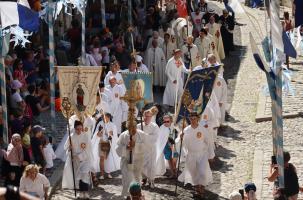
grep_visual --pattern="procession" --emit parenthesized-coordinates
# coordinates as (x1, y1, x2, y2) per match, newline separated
(0, 0, 303, 200)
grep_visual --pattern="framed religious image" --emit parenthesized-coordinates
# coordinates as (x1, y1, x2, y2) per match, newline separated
(72, 83, 89, 112)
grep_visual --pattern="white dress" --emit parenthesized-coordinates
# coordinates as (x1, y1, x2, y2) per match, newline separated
(163, 57, 189, 107)
(213, 76, 228, 125)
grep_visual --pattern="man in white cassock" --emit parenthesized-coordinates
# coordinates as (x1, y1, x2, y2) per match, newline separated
(104, 60, 124, 87)
(178, 112, 215, 197)
(194, 28, 212, 61)
(55, 114, 95, 161)
(116, 122, 148, 198)
(62, 120, 93, 199)
(137, 109, 160, 188)
(105, 76, 128, 135)
(146, 31, 164, 49)
(144, 39, 167, 87)
(91, 113, 120, 181)
(181, 36, 200, 68)
(163, 49, 190, 107)
(156, 113, 179, 178)
(162, 33, 177, 63)
(206, 16, 225, 61)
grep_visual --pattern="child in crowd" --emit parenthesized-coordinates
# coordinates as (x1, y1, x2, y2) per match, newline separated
(43, 136, 56, 171)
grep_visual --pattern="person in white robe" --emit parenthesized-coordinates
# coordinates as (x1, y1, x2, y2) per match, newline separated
(62, 120, 93, 199)
(181, 36, 200, 68)
(104, 61, 124, 87)
(156, 113, 179, 178)
(105, 76, 128, 135)
(144, 39, 167, 86)
(135, 55, 149, 72)
(146, 31, 164, 49)
(55, 114, 95, 161)
(137, 109, 160, 188)
(194, 28, 212, 62)
(206, 16, 225, 60)
(210, 40, 221, 63)
(163, 49, 190, 107)
(91, 113, 120, 180)
(162, 33, 177, 63)
(116, 123, 148, 197)
(178, 112, 215, 197)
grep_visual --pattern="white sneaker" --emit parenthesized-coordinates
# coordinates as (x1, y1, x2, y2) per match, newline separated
(83, 192, 90, 199)
(76, 192, 83, 199)
(99, 175, 105, 180)
(108, 174, 112, 179)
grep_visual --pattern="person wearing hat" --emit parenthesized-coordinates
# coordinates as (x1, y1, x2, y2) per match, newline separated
(244, 183, 257, 200)
(135, 55, 149, 73)
(163, 48, 190, 107)
(10, 80, 24, 110)
(206, 15, 226, 60)
(144, 39, 167, 87)
(178, 111, 215, 197)
(128, 182, 145, 200)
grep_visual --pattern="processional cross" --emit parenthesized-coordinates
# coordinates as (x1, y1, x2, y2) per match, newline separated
(120, 81, 143, 164)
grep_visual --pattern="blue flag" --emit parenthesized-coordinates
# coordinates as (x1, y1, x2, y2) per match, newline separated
(283, 31, 297, 58)
(177, 66, 220, 122)
(17, 4, 39, 32)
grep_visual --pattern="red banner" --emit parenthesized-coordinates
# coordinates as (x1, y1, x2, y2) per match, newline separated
(176, 0, 188, 18)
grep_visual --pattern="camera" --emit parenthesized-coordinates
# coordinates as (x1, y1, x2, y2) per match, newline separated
(98, 126, 103, 132)
(271, 155, 277, 165)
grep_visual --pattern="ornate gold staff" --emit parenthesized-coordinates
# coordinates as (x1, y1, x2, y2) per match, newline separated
(120, 81, 143, 164)
(175, 89, 192, 195)
(61, 97, 77, 198)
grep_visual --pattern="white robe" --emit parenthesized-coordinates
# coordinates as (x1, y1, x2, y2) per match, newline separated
(162, 41, 177, 63)
(194, 36, 212, 61)
(213, 76, 228, 125)
(55, 115, 95, 161)
(137, 63, 149, 72)
(181, 43, 200, 68)
(147, 37, 164, 49)
(163, 57, 189, 107)
(91, 121, 120, 173)
(105, 84, 128, 135)
(206, 23, 225, 60)
(62, 132, 93, 189)
(104, 71, 124, 86)
(137, 122, 160, 181)
(144, 47, 167, 86)
(116, 129, 148, 197)
(178, 125, 214, 186)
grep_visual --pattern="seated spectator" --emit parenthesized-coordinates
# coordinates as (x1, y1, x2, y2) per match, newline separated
(30, 126, 46, 172)
(19, 164, 50, 200)
(268, 152, 299, 200)
(25, 85, 49, 119)
(3, 134, 24, 186)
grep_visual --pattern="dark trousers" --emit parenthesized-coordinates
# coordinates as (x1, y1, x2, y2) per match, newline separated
(79, 180, 89, 192)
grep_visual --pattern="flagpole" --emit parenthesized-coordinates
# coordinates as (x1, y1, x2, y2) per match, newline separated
(81, 5, 86, 65)
(48, 0, 56, 133)
(0, 29, 9, 144)
(101, 0, 106, 28)
(128, 0, 132, 26)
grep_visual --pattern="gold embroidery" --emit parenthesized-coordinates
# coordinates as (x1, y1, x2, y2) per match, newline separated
(84, 127, 88, 132)
(81, 143, 86, 150)
(196, 132, 202, 139)
(217, 81, 221, 87)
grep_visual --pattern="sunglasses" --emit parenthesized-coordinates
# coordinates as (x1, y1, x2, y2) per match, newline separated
(163, 121, 170, 123)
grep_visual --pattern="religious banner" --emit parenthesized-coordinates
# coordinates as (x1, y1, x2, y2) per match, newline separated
(121, 72, 153, 111)
(57, 66, 103, 117)
(176, 66, 220, 122)
(176, 0, 188, 18)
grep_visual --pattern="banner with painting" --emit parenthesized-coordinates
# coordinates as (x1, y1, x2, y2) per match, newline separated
(121, 72, 153, 111)
(57, 66, 103, 117)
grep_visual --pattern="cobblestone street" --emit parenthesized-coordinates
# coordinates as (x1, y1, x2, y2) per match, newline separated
(48, 2, 303, 200)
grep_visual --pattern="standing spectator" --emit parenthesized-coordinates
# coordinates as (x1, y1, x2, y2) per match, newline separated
(21, 119, 32, 167)
(268, 152, 300, 200)
(114, 43, 132, 70)
(13, 59, 28, 91)
(3, 134, 24, 186)
(197, 0, 209, 15)
(219, 9, 235, 56)
(191, 8, 204, 32)
(23, 51, 38, 85)
(67, 19, 81, 63)
(30, 125, 46, 172)
(10, 80, 24, 111)
(42, 137, 56, 170)
(19, 164, 50, 200)
(25, 84, 49, 119)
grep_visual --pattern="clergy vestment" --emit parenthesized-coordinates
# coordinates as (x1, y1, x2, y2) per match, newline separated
(137, 122, 160, 182)
(206, 22, 226, 60)
(91, 121, 120, 173)
(144, 47, 167, 86)
(219, 15, 235, 55)
(62, 131, 93, 189)
(178, 124, 215, 186)
(105, 84, 128, 135)
(162, 40, 177, 63)
(104, 71, 124, 86)
(213, 76, 228, 125)
(137, 63, 149, 72)
(163, 57, 189, 107)
(181, 43, 200, 68)
(147, 37, 164, 49)
(116, 129, 148, 197)
(194, 36, 212, 61)
(55, 115, 95, 161)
